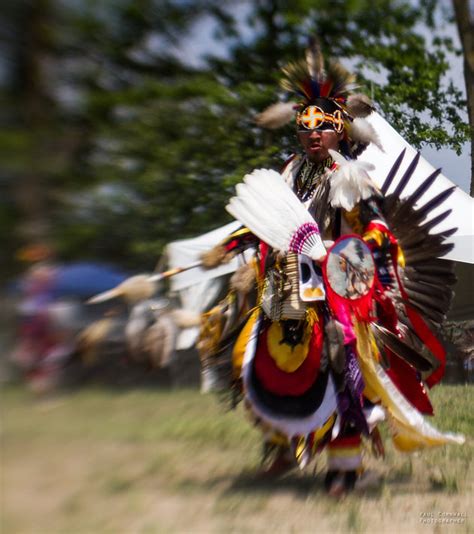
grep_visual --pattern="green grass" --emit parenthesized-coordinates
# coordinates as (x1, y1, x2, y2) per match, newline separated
(2, 384, 472, 533)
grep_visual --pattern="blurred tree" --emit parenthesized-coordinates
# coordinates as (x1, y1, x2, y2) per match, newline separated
(1, 0, 217, 274)
(1, 0, 469, 278)
(0, 0, 61, 276)
(207, 0, 469, 152)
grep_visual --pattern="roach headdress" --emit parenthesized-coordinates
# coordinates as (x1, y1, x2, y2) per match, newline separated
(256, 38, 382, 157)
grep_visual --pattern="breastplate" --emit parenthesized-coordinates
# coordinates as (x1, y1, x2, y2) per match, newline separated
(260, 252, 306, 321)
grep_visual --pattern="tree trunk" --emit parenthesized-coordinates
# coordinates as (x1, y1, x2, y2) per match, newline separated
(14, 0, 53, 244)
(452, 0, 474, 197)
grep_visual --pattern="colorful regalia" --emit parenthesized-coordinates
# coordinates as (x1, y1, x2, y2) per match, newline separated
(198, 40, 464, 494)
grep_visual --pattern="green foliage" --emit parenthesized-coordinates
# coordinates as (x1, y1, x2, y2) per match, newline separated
(1, 0, 469, 274)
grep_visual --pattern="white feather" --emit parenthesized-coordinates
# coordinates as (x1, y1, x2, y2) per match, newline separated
(328, 149, 380, 211)
(349, 117, 384, 151)
(226, 169, 326, 260)
(255, 101, 297, 129)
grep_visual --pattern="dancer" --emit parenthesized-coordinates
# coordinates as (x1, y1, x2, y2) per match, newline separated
(196, 40, 464, 496)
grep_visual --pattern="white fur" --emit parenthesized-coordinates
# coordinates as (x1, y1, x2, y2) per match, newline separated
(328, 150, 379, 211)
(170, 308, 201, 328)
(350, 117, 384, 151)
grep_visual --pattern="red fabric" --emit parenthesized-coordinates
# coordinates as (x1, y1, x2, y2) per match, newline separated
(405, 305, 446, 388)
(259, 242, 269, 279)
(224, 239, 239, 252)
(254, 319, 324, 396)
(328, 434, 362, 449)
(365, 221, 390, 233)
(385, 348, 433, 415)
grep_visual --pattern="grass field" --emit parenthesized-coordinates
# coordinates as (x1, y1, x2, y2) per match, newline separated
(2, 384, 472, 533)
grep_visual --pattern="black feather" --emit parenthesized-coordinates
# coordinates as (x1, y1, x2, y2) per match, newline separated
(392, 152, 421, 198)
(404, 243, 454, 264)
(418, 209, 452, 234)
(381, 149, 406, 195)
(399, 232, 447, 251)
(370, 323, 434, 372)
(407, 168, 442, 205)
(439, 227, 457, 239)
(404, 268, 457, 287)
(410, 260, 456, 274)
(402, 279, 454, 301)
(415, 187, 456, 221)
(401, 328, 440, 372)
(402, 287, 451, 314)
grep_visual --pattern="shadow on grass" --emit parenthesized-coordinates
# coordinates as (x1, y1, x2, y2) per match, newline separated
(225, 469, 324, 496)
(184, 467, 384, 501)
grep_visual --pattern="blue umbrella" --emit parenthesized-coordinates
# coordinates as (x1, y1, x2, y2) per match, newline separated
(51, 262, 129, 299)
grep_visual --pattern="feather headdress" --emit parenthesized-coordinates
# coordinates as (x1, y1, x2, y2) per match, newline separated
(256, 38, 380, 154)
(280, 39, 356, 104)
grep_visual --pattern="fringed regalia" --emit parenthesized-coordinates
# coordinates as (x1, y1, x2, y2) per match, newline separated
(198, 40, 464, 489)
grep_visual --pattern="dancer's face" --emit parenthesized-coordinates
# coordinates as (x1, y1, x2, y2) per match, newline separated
(297, 129, 342, 163)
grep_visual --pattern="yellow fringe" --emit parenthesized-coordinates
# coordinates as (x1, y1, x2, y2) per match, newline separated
(355, 321, 464, 451)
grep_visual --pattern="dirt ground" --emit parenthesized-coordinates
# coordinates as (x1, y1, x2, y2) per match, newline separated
(2, 385, 472, 533)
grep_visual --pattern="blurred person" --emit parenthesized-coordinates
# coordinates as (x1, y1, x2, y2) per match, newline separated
(198, 40, 463, 497)
(10, 243, 67, 393)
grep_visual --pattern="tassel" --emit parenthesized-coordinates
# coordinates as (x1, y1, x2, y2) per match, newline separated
(200, 245, 231, 268)
(87, 274, 156, 304)
(230, 263, 256, 293)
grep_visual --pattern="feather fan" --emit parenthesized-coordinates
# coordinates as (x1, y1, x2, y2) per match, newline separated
(226, 169, 326, 261)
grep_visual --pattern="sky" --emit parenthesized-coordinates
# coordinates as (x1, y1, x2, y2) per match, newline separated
(175, 7, 471, 194)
